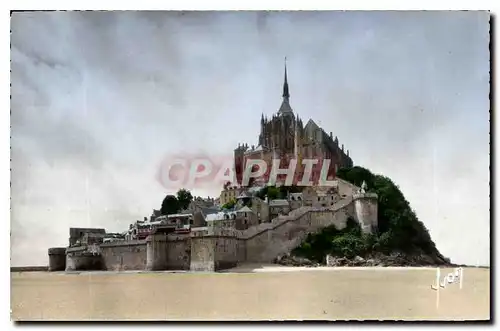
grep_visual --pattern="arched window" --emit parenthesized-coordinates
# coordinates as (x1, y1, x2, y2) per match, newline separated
(297, 196, 302, 201)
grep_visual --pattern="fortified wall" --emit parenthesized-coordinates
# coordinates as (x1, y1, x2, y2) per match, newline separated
(49, 186, 377, 272)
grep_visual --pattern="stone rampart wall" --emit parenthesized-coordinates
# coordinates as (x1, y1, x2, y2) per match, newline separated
(57, 193, 376, 272)
(166, 236, 191, 270)
(100, 240, 147, 271)
(214, 236, 240, 270)
(190, 237, 216, 272)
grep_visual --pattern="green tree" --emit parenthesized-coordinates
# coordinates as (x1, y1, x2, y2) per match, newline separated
(267, 186, 280, 200)
(160, 195, 180, 215)
(221, 198, 237, 210)
(255, 186, 268, 200)
(177, 189, 193, 211)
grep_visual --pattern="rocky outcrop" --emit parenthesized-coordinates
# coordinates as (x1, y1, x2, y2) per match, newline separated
(323, 252, 453, 267)
(274, 253, 320, 267)
(275, 251, 453, 268)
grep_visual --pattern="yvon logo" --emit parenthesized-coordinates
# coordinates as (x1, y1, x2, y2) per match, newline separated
(431, 267, 464, 290)
(430, 267, 464, 309)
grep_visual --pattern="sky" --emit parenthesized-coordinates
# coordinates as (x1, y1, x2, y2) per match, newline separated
(10, 11, 490, 266)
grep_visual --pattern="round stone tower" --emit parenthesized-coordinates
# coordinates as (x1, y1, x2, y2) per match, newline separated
(48, 247, 66, 271)
(352, 181, 378, 234)
(146, 234, 168, 271)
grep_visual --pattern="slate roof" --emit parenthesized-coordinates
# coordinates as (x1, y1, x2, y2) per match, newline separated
(237, 206, 253, 213)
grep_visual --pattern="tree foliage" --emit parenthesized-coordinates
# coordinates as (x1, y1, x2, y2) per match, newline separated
(160, 189, 194, 215)
(221, 198, 237, 210)
(160, 195, 180, 216)
(177, 189, 193, 211)
(293, 166, 442, 262)
(255, 185, 305, 201)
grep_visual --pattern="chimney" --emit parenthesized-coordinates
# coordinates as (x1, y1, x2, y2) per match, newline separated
(341, 144, 344, 152)
(330, 132, 333, 139)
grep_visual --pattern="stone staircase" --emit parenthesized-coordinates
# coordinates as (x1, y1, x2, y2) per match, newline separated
(244, 196, 354, 262)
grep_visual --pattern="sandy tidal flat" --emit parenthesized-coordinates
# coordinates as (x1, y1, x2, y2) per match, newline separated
(11, 266, 490, 321)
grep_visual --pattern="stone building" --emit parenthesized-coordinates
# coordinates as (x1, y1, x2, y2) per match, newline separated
(249, 196, 269, 223)
(219, 186, 245, 206)
(234, 62, 353, 186)
(180, 200, 219, 228)
(268, 199, 291, 218)
(206, 211, 237, 229)
(235, 206, 259, 230)
(288, 192, 304, 210)
(301, 185, 341, 208)
(69, 228, 106, 247)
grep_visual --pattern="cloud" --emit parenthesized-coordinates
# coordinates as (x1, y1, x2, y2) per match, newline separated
(10, 11, 490, 266)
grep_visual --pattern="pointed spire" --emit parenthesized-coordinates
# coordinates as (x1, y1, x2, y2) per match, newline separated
(283, 57, 290, 99)
(278, 57, 293, 115)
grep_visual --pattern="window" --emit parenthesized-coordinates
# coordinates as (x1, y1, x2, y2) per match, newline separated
(297, 196, 302, 201)
(318, 197, 321, 201)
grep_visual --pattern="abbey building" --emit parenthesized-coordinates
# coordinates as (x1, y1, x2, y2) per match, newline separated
(234, 62, 353, 186)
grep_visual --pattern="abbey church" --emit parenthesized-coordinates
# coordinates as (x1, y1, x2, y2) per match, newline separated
(234, 62, 354, 186)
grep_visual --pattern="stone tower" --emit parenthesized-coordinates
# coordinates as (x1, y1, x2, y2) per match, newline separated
(353, 181, 379, 234)
(258, 59, 304, 157)
(233, 58, 354, 187)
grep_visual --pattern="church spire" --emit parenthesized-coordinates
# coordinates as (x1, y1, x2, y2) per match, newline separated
(278, 57, 293, 115)
(283, 57, 290, 99)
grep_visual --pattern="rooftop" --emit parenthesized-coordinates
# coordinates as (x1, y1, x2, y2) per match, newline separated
(269, 199, 290, 207)
(206, 211, 237, 222)
(237, 206, 253, 213)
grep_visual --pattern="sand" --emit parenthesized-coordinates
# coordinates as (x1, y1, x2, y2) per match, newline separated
(10, 266, 490, 321)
